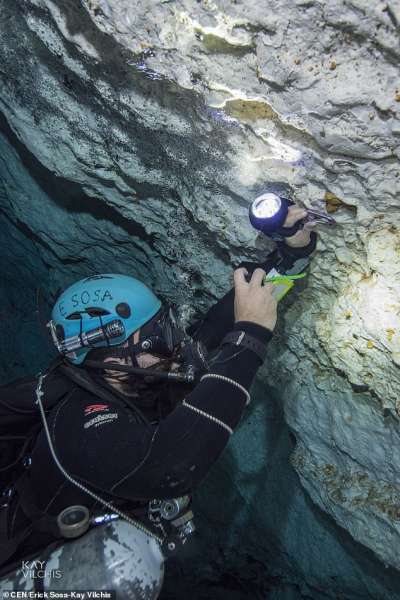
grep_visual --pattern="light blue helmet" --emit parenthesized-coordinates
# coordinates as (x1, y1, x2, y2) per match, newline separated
(50, 274, 162, 365)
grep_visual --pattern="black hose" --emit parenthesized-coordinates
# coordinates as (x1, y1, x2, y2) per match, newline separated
(84, 360, 194, 382)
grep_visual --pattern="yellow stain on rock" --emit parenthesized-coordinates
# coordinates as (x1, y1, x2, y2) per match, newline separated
(367, 340, 375, 349)
(324, 191, 344, 213)
(224, 98, 278, 121)
(386, 328, 396, 342)
(200, 31, 253, 52)
(324, 191, 357, 215)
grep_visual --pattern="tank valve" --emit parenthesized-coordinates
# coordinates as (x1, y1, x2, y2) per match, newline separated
(57, 505, 91, 539)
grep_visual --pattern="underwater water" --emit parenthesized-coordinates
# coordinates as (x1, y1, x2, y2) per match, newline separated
(1, 0, 400, 598)
(160, 384, 400, 600)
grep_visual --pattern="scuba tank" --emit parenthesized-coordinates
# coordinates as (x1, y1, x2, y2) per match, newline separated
(0, 518, 164, 599)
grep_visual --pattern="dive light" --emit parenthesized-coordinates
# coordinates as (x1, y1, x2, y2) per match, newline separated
(249, 192, 336, 240)
(249, 193, 290, 238)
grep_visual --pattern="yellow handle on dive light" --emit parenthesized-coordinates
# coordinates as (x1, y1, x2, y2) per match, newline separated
(263, 272, 307, 301)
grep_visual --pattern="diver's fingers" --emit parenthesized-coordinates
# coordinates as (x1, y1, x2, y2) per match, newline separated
(283, 206, 308, 227)
(249, 268, 266, 288)
(234, 267, 249, 288)
(303, 220, 319, 230)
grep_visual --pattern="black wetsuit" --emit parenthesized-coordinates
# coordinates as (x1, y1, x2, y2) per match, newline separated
(0, 237, 316, 563)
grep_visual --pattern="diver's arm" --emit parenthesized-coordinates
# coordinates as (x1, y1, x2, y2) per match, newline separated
(112, 320, 272, 499)
(111, 270, 276, 499)
(189, 231, 317, 352)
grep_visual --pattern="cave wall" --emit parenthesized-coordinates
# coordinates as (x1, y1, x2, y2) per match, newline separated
(1, 0, 400, 592)
(174, 381, 400, 600)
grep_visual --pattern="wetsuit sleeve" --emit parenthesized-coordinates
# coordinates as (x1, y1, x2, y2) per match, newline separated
(112, 320, 272, 499)
(189, 232, 317, 352)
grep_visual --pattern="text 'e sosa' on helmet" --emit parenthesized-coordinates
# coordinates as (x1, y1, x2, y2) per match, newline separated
(49, 274, 162, 365)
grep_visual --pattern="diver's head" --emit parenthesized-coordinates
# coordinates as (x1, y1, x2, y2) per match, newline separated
(48, 273, 207, 384)
(48, 273, 183, 364)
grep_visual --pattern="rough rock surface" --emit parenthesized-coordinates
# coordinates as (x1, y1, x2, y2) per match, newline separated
(1, 0, 400, 593)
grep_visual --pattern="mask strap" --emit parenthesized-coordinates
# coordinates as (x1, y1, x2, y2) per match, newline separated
(128, 334, 139, 367)
(78, 313, 84, 347)
(92, 346, 131, 359)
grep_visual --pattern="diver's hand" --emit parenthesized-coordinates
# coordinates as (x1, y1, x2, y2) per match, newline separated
(283, 205, 317, 248)
(234, 268, 277, 332)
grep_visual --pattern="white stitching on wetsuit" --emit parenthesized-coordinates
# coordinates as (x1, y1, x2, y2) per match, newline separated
(200, 373, 251, 406)
(181, 400, 233, 435)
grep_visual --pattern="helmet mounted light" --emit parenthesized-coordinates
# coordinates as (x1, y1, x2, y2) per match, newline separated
(48, 318, 125, 355)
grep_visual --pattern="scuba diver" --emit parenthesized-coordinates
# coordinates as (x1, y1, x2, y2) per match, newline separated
(0, 200, 319, 596)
